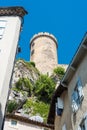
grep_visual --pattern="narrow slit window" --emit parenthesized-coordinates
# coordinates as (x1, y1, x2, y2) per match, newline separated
(31, 50, 34, 55)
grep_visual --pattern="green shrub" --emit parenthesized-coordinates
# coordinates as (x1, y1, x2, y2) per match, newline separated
(53, 66, 65, 79)
(15, 78, 33, 96)
(34, 74, 56, 103)
(23, 98, 49, 122)
(7, 100, 18, 113)
(29, 61, 35, 67)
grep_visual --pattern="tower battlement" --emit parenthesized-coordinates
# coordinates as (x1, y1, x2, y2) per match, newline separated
(30, 32, 58, 48)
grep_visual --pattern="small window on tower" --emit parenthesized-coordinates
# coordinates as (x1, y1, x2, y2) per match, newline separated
(31, 50, 34, 55)
(0, 20, 7, 39)
(32, 42, 35, 47)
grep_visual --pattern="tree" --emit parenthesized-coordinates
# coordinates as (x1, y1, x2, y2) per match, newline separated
(34, 74, 56, 103)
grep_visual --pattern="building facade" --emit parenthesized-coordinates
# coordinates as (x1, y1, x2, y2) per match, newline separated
(4, 114, 54, 130)
(47, 33, 87, 130)
(0, 7, 27, 129)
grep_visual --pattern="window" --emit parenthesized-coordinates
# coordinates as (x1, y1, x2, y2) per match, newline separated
(78, 116, 87, 130)
(9, 120, 18, 128)
(32, 42, 35, 47)
(11, 120, 17, 126)
(62, 124, 67, 130)
(55, 97, 64, 116)
(31, 50, 34, 55)
(0, 20, 7, 39)
(71, 77, 84, 113)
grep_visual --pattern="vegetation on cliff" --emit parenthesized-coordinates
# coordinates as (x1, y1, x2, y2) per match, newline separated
(53, 66, 65, 80)
(34, 74, 56, 103)
(7, 59, 65, 123)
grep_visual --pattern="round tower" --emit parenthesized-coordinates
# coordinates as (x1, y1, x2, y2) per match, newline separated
(30, 32, 58, 75)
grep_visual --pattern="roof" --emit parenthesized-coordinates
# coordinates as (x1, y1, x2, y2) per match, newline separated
(5, 114, 54, 129)
(47, 32, 87, 124)
(0, 6, 28, 17)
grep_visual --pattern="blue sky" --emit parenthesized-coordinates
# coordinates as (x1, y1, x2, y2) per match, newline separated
(0, 0, 87, 64)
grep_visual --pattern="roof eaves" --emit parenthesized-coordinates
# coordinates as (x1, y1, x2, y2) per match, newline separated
(61, 32, 87, 85)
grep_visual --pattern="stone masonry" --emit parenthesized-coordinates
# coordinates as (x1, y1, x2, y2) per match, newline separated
(30, 32, 58, 75)
(30, 32, 68, 75)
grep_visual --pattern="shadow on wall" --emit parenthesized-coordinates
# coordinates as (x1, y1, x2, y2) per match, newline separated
(0, 103, 4, 130)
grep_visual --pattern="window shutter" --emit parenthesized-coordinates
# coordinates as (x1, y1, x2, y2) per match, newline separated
(78, 87, 84, 101)
(77, 126, 81, 130)
(57, 97, 64, 109)
(77, 77, 82, 87)
(84, 117, 87, 130)
(72, 100, 78, 113)
(62, 124, 66, 130)
(72, 91, 78, 101)
(77, 77, 84, 101)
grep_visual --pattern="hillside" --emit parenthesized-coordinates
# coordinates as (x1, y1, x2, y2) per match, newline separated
(6, 59, 65, 123)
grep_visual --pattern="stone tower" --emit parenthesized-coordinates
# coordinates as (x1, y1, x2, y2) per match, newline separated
(0, 7, 27, 129)
(30, 32, 58, 75)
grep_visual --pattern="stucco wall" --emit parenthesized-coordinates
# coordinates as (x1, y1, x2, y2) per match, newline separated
(55, 52, 87, 130)
(4, 119, 43, 130)
(68, 53, 87, 130)
(0, 16, 21, 129)
(55, 91, 72, 130)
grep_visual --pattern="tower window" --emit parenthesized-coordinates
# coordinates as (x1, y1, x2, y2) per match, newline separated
(0, 20, 7, 39)
(31, 50, 34, 55)
(32, 42, 35, 47)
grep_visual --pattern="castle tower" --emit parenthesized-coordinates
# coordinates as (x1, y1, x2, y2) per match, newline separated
(0, 7, 27, 129)
(30, 32, 58, 75)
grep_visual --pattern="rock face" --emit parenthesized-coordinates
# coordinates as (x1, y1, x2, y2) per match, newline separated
(7, 59, 67, 123)
(12, 59, 39, 85)
(7, 59, 40, 112)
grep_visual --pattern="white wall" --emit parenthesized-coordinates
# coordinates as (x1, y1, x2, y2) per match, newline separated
(4, 119, 43, 130)
(0, 16, 21, 129)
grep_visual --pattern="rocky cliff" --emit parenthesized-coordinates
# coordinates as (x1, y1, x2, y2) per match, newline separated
(6, 59, 66, 123)
(6, 59, 50, 122)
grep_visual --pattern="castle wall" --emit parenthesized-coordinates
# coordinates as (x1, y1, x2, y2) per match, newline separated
(30, 33, 58, 75)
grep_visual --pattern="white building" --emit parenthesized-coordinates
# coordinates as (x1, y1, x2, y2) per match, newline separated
(4, 114, 54, 130)
(0, 7, 27, 129)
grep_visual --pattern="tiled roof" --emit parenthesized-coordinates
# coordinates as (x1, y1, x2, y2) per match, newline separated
(0, 6, 28, 17)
